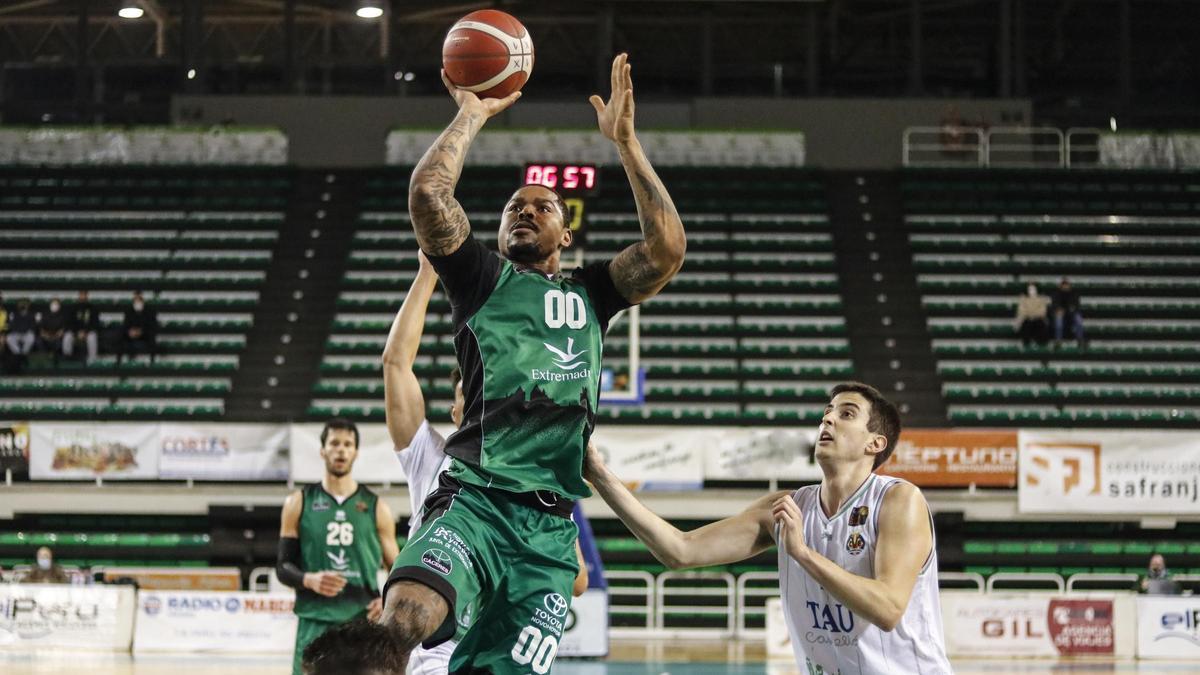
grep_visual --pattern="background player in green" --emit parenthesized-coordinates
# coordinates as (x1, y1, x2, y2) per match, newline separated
(276, 418, 400, 675)
(376, 53, 686, 673)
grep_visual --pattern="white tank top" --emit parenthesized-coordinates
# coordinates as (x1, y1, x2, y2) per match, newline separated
(778, 473, 953, 675)
(394, 420, 453, 531)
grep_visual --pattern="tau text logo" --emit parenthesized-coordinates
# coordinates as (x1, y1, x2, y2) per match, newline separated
(1023, 442, 1101, 497)
(543, 593, 569, 618)
(544, 337, 587, 371)
(422, 548, 453, 575)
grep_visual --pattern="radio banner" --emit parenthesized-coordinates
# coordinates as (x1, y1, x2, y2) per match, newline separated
(0, 583, 135, 651)
(880, 429, 1018, 488)
(0, 422, 30, 477)
(159, 423, 288, 481)
(29, 422, 160, 480)
(1019, 430, 1200, 514)
(704, 428, 822, 482)
(133, 591, 297, 654)
(1136, 596, 1200, 659)
(940, 593, 1134, 657)
(557, 589, 608, 657)
(591, 427, 705, 490)
(289, 422, 412, 484)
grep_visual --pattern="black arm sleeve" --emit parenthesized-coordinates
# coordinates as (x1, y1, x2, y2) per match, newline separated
(276, 536, 306, 589)
(425, 233, 503, 328)
(572, 260, 634, 332)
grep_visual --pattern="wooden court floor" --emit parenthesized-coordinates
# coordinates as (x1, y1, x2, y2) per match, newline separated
(1, 639, 1197, 674)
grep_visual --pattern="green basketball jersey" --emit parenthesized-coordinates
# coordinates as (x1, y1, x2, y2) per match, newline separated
(294, 483, 382, 622)
(430, 236, 630, 501)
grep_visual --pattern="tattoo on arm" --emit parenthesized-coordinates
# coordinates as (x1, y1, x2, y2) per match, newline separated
(610, 160, 685, 302)
(409, 111, 483, 255)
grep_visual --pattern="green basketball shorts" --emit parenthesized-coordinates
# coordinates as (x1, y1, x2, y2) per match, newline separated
(384, 474, 580, 675)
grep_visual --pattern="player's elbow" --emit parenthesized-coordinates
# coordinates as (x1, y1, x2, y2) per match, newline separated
(874, 600, 908, 632)
(408, 184, 448, 214)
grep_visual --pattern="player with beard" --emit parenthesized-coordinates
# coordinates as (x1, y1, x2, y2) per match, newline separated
(277, 418, 400, 675)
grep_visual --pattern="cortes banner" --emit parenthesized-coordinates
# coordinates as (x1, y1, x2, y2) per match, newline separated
(0, 422, 30, 477)
(880, 429, 1018, 488)
(29, 422, 160, 480)
(1136, 595, 1200, 659)
(158, 423, 289, 481)
(133, 591, 297, 654)
(289, 422, 415, 485)
(1019, 430, 1200, 514)
(0, 583, 135, 651)
(940, 593, 1134, 658)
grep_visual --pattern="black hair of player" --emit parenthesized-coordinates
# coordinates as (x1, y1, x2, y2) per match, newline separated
(829, 382, 902, 470)
(450, 366, 462, 391)
(301, 617, 403, 675)
(320, 417, 360, 449)
(522, 183, 569, 222)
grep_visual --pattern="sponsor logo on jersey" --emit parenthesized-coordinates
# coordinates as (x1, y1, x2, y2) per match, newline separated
(544, 337, 587, 371)
(805, 600, 856, 634)
(327, 549, 351, 572)
(335, 510, 346, 522)
(848, 505, 869, 527)
(543, 593, 569, 618)
(312, 494, 331, 512)
(356, 500, 369, 512)
(421, 548, 453, 575)
(846, 531, 866, 556)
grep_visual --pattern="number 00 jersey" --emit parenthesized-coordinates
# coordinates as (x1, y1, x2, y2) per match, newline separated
(779, 474, 952, 675)
(428, 234, 630, 501)
(295, 483, 382, 622)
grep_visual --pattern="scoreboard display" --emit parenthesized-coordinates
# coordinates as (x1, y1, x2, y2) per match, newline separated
(522, 163, 599, 195)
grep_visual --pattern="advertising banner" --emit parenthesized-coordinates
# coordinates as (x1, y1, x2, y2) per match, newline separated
(940, 593, 1133, 657)
(1019, 430, 1200, 514)
(1136, 595, 1200, 659)
(591, 427, 705, 490)
(159, 423, 288, 481)
(764, 597, 793, 659)
(880, 429, 1018, 488)
(101, 567, 242, 592)
(0, 584, 135, 651)
(0, 422, 30, 477)
(289, 422, 416, 484)
(29, 422, 160, 480)
(558, 589, 609, 657)
(133, 591, 297, 654)
(704, 429, 822, 482)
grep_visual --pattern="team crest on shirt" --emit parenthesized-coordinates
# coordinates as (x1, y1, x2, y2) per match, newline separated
(846, 531, 866, 556)
(355, 500, 369, 513)
(848, 505, 869, 527)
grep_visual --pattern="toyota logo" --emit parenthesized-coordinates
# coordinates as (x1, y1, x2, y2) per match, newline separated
(543, 593, 569, 617)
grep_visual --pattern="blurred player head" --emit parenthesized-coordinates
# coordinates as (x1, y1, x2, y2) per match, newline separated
(450, 366, 465, 428)
(816, 382, 901, 471)
(320, 418, 360, 478)
(498, 184, 571, 265)
(302, 617, 403, 675)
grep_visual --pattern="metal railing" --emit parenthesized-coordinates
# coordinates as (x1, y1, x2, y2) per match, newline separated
(604, 570, 656, 637)
(735, 571, 780, 638)
(938, 571, 986, 593)
(655, 570, 736, 638)
(904, 126, 1106, 169)
(902, 126, 986, 168)
(985, 572, 1065, 593)
(1066, 573, 1138, 593)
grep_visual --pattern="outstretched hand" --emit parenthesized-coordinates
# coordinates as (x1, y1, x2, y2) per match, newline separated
(441, 70, 521, 119)
(582, 440, 607, 484)
(589, 53, 636, 145)
(772, 496, 810, 563)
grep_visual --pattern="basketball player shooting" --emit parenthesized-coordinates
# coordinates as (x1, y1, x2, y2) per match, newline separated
(365, 52, 684, 674)
(585, 383, 953, 675)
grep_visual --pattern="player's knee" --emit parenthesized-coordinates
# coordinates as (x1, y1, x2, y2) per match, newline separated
(381, 580, 450, 651)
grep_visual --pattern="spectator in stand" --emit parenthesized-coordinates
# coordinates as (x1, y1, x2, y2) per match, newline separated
(23, 546, 70, 584)
(1014, 283, 1051, 348)
(37, 297, 68, 363)
(64, 290, 101, 364)
(0, 291, 8, 351)
(1052, 277, 1085, 348)
(120, 290, 158, 363)
(6, 298, 36, 357)
(1139, 553, 1179, 594)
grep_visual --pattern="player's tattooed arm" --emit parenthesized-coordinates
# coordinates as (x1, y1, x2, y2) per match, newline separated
(591, 53, 686, 303)
(410, 71, 522, 256)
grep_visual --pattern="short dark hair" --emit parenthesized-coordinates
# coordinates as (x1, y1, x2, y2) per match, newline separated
(302, 617, 403, 675)
(320, 417, 359, 449)
(519, 184, 569, 221)
(829, 382, 902, 470)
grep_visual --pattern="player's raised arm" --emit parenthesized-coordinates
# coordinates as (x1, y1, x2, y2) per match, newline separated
(585, 442, 778, 569)
(590, 53, 686, 304)
(409, 72, 521, 257)
(382, 253, 439, 450)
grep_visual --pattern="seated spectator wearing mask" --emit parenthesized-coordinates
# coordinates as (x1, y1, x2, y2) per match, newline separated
(120, 291, 158, 363)
(64, 290, 101, 363)
(1014, 283, 1050, 348)
(24, 546, 71, 584)
(6, 298, 36, 356)
(37, 297, 68, 362)
(1052, 277, 1085, 348)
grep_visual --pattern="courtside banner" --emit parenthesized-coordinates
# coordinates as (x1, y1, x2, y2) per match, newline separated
(29, 422, 160, 480)
(879, 429, 1018, 488)
(558, 589, 609, 657)
(591, 427, 704, 490)
(704, 428, 822, 482)
(1136, 596, 1200, 659)
(289, 422, 410, 484)
(1019, 430, 1200, 514)
(133, 591, 297, 654)
(0, 422, 30, 477)
(940, 593, 1134, 658)
(0, 583, 135, 651)
(159, 423, 289, 481)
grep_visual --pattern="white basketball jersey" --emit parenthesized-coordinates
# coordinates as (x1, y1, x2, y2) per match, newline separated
(394, 420, 453, 531)
(779, 474, 952, 675)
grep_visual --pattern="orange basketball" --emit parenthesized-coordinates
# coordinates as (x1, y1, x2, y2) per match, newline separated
(442, 10, 534, 100)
